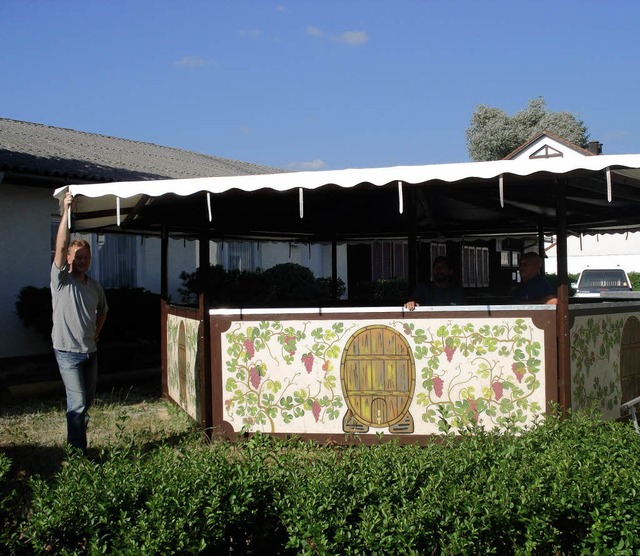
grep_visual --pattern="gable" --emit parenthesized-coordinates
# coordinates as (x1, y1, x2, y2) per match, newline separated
(507, 134, 591, 161)
(503, 130, 597, 162)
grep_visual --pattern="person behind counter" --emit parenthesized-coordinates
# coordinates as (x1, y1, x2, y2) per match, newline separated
(404, 256, 466, 310)
(512, 252, 557, 304)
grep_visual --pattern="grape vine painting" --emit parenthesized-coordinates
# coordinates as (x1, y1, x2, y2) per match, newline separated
(570, 313, 626, 419)
(221, 316, 548, 435)
(166, 314, 201, 421)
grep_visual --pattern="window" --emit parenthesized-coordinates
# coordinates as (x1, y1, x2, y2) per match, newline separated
(500, 251, 511, 267)
(462, 245, 489, 288)
(477, 247, 489, 287)
(371, 241, 408, 281)
(511, 251, 520, 268)
(50, 217, 138, 287)
(429, 243, 447, 279)
(96, 234, 137, 287)
(218, 241, 261, 271)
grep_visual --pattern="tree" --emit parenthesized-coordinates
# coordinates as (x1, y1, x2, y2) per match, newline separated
(466, 97, 590, 161)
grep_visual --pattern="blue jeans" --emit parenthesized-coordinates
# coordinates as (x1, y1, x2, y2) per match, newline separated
(55, 350, 98, 453)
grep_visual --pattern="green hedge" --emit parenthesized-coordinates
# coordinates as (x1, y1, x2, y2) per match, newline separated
(2, 412, 640, 554)
(15, 286, 161, 344)
(179, 263, 346, 306)
(628, 271, 640, 291)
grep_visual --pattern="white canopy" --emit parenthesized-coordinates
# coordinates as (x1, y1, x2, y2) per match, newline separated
(54, 153, 640, 240)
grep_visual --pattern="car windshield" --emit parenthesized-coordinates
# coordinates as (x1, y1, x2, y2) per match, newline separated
(579, 270, 629, 289)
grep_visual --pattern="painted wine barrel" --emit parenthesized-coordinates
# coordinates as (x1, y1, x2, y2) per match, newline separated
(340, 325, 415, 433)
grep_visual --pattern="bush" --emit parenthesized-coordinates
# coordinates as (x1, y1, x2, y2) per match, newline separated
(15, 286, 53, 339)
(629, 271, 640, 291)
(349, 277, 409, 304)
(99, 288, 161, 344)
(262, 263, 322, 303)
(15, 286, 161, 344)
(3, 412, 640, 554)
(179, 263, 346, 307)
(0, 452, 14, 546)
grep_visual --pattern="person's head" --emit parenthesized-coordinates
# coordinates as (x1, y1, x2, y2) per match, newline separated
(432, 256, 453, 286)
(519, 252, 543, 283)
(67, 239, 92, 275)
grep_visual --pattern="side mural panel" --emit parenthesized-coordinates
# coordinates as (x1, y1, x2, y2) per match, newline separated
(166, 314, 201, 422)
(221, 317, 547, 435)
(570, 310, 640, 419)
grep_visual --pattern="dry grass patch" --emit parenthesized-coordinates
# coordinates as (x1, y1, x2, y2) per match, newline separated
(0, 384, 196, 480)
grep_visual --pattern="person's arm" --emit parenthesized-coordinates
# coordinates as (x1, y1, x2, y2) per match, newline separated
(54, 193, 73, 270)
(404, 284, 427, 311)
(95, 313, 107, 342)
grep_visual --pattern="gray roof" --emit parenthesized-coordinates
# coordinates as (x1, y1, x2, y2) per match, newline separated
(0, 118, 284, 184)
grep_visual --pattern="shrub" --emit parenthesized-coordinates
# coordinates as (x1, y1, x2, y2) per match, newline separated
(0, 452, 14, 544)
(372, 277, 408, 302)
(99, 288, 161, 343)
(15, 286, 160, 344)
(545, 272, 579, 291)
(348, 277, 409, 304)
(179, 263, 346, 307)
(628, 271, 640, 291)
(5, 413, 640, 554)
(15, 285, 53, 339)
(262, 263, 322, 303)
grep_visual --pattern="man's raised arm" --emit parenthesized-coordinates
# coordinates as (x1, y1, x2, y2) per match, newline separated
(54, 193, 73, 270)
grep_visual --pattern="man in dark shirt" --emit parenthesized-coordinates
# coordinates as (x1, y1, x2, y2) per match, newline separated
(404, 256, 466, 309)
(512, 252, 557, 304)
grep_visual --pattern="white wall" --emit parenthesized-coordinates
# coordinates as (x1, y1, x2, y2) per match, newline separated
(0, 185, 200, 359)
(546, 232, 640, 275)
(2, 200, 349, 359)
(138, 236, 198, 303)
(0, 185, 56, 358)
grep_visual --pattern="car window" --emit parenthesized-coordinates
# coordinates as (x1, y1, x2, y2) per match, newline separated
(579, 270, 629, 289)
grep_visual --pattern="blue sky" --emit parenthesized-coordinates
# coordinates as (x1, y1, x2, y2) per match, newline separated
(2, 0, 640, 171)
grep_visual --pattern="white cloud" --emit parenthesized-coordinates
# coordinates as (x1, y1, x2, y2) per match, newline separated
(276, 4, 287, 12)
(603, 130, 629, 142)
(240, 124, 251, 135)
(239, 29, 262, 40)
(306, 26, 324, 38)
(335, 31, 368, 46)
(174, 56, 212, 67)
(306, 26, 368, 46)
(286, 159, 327, 171)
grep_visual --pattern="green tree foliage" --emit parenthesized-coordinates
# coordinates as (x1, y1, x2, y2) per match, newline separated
(466, 97, 590, 161)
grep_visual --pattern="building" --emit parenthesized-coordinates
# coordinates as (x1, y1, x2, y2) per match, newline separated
(0, 118, 285, 358)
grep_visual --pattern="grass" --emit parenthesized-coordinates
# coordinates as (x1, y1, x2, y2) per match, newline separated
(0, 382, 197, 481)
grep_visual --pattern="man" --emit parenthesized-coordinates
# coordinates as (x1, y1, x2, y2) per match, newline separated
(51, 192, 108, 453)
(512, 252, 557, 304)
(404, 256, 466, 309)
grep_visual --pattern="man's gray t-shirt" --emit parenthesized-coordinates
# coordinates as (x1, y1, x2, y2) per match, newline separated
(51, 262, 108, 353)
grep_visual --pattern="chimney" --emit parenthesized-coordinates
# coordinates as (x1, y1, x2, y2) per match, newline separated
(587, 141, 603, 155)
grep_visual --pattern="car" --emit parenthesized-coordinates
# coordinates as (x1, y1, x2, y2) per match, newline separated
(572, 268, 633, 298)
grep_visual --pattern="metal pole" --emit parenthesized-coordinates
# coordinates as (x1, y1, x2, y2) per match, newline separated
(556, 180, 571, 414)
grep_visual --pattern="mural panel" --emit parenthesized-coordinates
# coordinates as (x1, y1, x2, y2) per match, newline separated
(570, 310, 640, 419)
(166, 314, 201, 422)
(221, 316, 547, 435)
